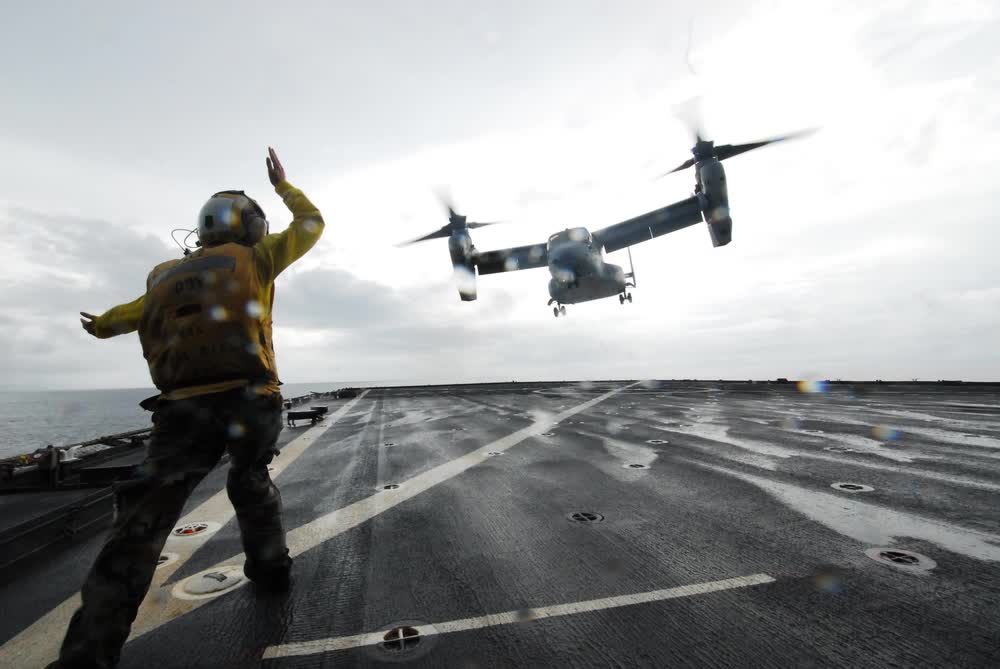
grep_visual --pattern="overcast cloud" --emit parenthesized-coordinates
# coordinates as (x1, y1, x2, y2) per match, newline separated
(1, 0, 997, 390)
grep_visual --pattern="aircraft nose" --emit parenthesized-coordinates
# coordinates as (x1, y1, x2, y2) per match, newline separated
(550, 265, 576, 284)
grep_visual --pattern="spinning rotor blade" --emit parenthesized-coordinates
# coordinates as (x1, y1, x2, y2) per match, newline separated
(659, 95, 704, 178)
(433, 189, 463, 222)
(398, 187, 506, 245)
(713, 129, 817, 162)
(657, 128, 816, 179)
(659, 158, 696, 178)
(397, 226, 452, 246)
(673, 93, 704, 142)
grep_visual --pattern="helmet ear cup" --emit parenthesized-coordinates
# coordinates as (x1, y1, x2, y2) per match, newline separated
(240, 193, 268, 245)
(244, 215, 268, 245)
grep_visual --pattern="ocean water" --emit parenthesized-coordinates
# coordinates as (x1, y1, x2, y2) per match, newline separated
(0, 382, 354, 459)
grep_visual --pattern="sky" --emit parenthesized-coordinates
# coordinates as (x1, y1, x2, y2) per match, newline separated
(1, 0, 998, 390)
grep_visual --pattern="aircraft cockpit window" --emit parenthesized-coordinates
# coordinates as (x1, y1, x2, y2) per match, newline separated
(548, 228, 591, 247)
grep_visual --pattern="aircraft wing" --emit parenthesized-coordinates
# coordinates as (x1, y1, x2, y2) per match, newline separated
(474, 243, 549, 275)
(592, 195, 704, 254)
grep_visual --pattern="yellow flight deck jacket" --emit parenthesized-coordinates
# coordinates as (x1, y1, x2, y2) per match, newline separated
(90, 180, 324, 401)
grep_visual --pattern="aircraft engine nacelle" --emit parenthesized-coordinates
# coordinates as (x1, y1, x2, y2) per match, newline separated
(448, 231, 477, 301)
(697, 159, 732, 247)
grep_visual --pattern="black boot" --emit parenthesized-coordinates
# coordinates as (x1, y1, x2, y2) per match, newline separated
(244, 551, 292, 592)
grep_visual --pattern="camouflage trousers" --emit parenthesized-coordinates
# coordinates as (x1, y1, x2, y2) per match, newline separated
(52, 389, 286, 668)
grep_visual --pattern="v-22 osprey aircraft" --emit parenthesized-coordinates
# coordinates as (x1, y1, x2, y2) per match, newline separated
(401, 129, 810, 317)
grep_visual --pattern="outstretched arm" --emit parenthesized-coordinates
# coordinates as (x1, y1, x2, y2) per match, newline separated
(255, 147, 325, 283)
(80, 294, 145, 339)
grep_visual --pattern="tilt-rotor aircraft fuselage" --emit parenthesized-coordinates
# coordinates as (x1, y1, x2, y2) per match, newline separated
(402, 130, 809, 316)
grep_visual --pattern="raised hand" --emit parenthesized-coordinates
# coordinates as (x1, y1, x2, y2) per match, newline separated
(266, 147, 286, 186)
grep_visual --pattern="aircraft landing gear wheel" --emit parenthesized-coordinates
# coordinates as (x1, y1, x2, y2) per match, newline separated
(627, 293, 633, 303)
(559, 305, 566, 316)
(553, 306, 559, 318)
(619, 294, 625, 304)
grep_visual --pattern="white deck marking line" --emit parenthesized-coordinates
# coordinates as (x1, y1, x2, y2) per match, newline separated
(263, 573, 776, 659)
(802, 452, 1000, 492)
(280, 382, 638, 559)
(0, 391, 370, 668)
(130, 382, 636, 640)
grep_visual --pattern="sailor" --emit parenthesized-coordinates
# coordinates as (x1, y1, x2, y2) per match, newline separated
(50, 148, 324, 669)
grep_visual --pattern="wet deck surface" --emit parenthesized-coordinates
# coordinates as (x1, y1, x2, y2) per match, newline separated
(2, 381, 1000, 667)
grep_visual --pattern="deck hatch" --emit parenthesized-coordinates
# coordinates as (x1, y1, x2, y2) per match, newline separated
(172, 522, 209, 536)
(381, 626, 421, 652)
(864, 547, 937, 573)
(831, 482, 874, 493)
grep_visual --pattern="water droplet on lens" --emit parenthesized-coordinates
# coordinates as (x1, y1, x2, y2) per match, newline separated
(797, 380, 828, 394)
(872, 425, 901, 441)
(781, 417, 801, 430)
(245, 300, 263, 317)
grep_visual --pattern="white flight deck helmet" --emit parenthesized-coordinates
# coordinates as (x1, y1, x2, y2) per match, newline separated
(196, 190, 269, 246)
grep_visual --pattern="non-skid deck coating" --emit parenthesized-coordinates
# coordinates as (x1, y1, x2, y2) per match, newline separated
(2, 381, 1000, 668)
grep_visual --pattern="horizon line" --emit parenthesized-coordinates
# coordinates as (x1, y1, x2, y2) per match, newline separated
(1, 377, 997, 393)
